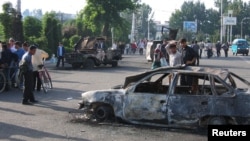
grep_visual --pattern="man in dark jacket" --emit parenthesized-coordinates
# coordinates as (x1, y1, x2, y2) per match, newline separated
(56, 42, 65, 68)
(215, 41, 222, 57)
(0, 43, 18, 90)
(180, 38, 198, 86)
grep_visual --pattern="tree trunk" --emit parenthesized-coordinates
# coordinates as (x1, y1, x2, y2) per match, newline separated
(101, 21, 110, 37)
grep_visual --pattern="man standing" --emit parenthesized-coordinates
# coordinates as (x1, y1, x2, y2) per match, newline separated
(222, 42, 229, 57)
(199, 40, 205, 58)
(191, 41, 200, 66)
(56, 42, 65, 68)
(180, 38, 197, 86)
(161, 39, 169, 63)
(20, 45, 38, 105)
(215, 41, 222, 57)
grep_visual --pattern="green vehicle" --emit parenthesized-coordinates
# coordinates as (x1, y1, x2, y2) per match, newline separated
(65, 37, 122, 69)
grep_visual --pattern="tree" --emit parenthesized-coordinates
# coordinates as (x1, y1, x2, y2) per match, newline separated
(83, 0, 136, 37)
(23, 16, 42, 39)
(0, 2, 14, 40)
(0, 2, 24, 41)
(42, 12, 62, 55)
(169, 1, 220, 41)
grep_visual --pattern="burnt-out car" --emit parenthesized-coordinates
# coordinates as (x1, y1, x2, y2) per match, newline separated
(78, 66, 250, 127)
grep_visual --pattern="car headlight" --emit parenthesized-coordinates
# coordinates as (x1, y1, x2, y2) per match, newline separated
(237, 48, 240, 49)
(246, 48, 249, 50)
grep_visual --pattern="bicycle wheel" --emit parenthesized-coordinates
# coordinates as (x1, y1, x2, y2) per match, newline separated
(0, 71, 6, 93)
(44, 68, 52, 89)
(40, 71, 50, 93)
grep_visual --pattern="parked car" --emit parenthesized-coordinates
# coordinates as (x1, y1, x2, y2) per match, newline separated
(78, 66, 250, 127)
(231, 39, 249, 56)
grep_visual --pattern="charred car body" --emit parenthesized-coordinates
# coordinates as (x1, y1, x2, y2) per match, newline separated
(79, 66, 250, 127)
(65, 37, 122, 69)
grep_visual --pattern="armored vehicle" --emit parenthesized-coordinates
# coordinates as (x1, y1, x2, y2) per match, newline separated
(65, 37, 121, 69)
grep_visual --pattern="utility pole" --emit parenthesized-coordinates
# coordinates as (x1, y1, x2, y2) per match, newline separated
(147, 11, 154, 40)
(220, 0, 223, 43)
(130, 12, 135, 43)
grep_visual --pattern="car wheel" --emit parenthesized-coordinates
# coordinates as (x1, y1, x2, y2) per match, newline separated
(94, 105, 113, 122)
(247, 53, 249, 56)
(233, 52, 235, 56)
(111, 61, 118, 67)
(72, 63, 81, 69)
(236, 53, 238, 56)
(208, 117, 226, 125)
(84, 59, 95, 69)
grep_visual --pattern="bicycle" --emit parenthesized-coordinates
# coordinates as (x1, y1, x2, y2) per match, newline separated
(0, 63, 19, 93)
(0, 69, 6, 93)
(38, 61, 52, 93)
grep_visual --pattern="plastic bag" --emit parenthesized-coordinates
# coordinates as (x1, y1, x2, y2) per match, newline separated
(160, 58, 168, 67)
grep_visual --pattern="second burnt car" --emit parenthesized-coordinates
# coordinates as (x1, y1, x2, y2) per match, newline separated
(78, 66, 250, 127)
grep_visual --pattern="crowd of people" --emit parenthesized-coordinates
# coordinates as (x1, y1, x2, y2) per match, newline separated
(125, 39, 147, 55)
(151, 38, 231, 70)
(0, 38, 49, 105)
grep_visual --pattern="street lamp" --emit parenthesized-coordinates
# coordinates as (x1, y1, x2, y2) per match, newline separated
(241, 17, 250, 38)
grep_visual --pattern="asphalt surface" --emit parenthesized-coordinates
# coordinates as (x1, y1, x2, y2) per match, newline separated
(0, 49, 249, 141)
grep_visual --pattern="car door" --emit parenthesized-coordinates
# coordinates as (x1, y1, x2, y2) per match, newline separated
(123, 73, 171, 123)
(166, 73, 212, 124)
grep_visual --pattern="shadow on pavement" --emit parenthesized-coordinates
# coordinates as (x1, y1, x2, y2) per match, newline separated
(0, 122, 89, 141)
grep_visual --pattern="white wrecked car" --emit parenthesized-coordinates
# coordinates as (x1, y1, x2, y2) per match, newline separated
(78, 66, 250, 127)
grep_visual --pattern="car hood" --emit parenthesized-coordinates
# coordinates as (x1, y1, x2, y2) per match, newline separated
(81, 89, 126, 102)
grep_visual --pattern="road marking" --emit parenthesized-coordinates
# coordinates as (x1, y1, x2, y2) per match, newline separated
(239, 56, 250, 64)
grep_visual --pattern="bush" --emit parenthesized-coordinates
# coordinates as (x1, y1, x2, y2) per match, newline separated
(69, 35, 81, 48)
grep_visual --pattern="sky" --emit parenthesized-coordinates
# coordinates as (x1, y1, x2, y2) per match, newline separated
(0, 0, 248, 23)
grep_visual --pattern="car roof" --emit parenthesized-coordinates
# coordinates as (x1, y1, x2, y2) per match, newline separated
(233, 39, 247, 42)
(124, 65, 230, 88)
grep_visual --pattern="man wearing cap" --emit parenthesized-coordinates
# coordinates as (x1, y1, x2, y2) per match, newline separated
(20, 45, 38, 105)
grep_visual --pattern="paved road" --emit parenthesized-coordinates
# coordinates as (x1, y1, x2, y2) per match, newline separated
(0, 50, 249, 141)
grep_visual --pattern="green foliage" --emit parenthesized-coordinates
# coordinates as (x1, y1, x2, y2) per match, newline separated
(23, 16, 42, 39)
(83, 0, 136, 37)
(0, 23, 5, 41)
(42, 12, 62, 55)
(170, 0, 250, 42)
(69, 35, 81, 48)
(0, 2, 14, 40)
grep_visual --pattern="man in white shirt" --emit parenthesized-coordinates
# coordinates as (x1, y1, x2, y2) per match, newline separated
(167, 42, 182, 67)
(32, 47, 49, 91)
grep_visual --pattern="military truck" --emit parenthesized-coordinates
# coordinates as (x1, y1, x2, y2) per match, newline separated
(146, 27, 178, 62)
(65, 36, 121, 69)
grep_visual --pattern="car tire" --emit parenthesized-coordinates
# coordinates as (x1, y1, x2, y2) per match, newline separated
(94, 105, 113, 122)
(72, 63, 81, 69)
(111, 61, 118, 67)
(208, 117, 226, 125)
(247, 53, 249, 56)
(84, 59, 95, 69)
